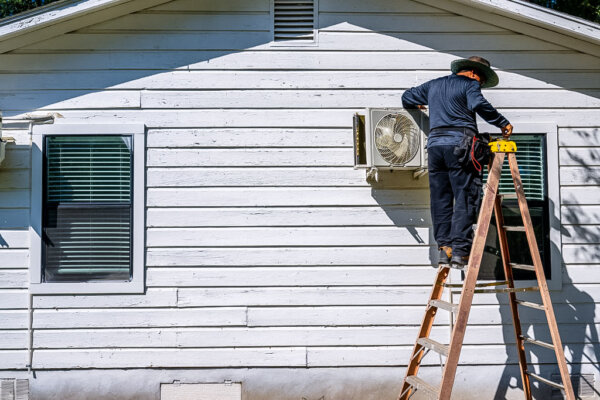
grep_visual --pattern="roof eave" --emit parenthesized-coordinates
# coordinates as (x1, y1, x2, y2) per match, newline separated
(0, 0, 599, 56)
(415, 0, 600, 57)
(0, 0, 172, 54)
(457, 0, 600, 46)
(0, 0, 126, 40)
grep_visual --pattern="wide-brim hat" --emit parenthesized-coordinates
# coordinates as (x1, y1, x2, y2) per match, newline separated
(451, 56, 499, 88)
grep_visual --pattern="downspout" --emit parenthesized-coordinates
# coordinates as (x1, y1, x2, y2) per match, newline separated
(0, 112, 10, 165)
(27, 292, 33, 375)
(3, 113, 61, 375)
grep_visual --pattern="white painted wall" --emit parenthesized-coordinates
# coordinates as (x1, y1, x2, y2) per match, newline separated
(0, 0, 598, 398)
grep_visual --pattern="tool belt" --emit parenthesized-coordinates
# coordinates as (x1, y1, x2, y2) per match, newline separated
(431, 127, 491, 172)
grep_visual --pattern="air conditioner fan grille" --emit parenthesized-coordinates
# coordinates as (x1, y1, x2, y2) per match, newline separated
(374, 113, 420, 166)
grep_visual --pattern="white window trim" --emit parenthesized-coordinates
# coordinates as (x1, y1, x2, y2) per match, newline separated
(270, 0, 319, 48)
(30, 124, 146, 294)
(449, 122, 562, 290)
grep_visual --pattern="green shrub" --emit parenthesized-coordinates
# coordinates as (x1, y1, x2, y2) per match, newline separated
(0, 0, 62, 19)
(527, 0, 600, 23)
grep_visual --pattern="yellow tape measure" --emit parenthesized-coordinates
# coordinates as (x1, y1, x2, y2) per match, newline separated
(489, 140, 517, 153)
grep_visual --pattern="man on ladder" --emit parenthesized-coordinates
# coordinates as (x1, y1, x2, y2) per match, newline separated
(401, 56, 513, 267)
(397, 57, 576, 399)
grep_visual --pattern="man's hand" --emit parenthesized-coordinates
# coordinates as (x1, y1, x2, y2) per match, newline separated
(502, 123, 513, 139)
(417, 105, 427, 110)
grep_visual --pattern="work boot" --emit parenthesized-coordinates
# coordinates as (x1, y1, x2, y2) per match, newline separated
(438, 246, 452, 265)
(451, 254, 469, 269)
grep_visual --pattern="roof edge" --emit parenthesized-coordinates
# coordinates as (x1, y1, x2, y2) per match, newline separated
(415, 0, 600, 57)
(0, 0, 598, 55)
(458, 0, 600, 45)
(0, 0, 127, 40)
(0, 0, 173, 54)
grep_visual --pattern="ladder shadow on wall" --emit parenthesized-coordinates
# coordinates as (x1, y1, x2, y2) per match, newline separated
(493, 194, 600, 399)
(0, 138, 32, 251)
(493, 269, 600, 399)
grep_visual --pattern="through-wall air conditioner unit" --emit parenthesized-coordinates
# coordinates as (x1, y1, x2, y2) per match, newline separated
(353, 108, 429, 181)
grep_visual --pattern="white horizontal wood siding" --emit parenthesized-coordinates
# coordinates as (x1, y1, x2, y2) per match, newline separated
(0, 0, 598, 397)
(0, 126, 30, 369)
(559, 128, 600, 273)
(556, 127, 600, 398)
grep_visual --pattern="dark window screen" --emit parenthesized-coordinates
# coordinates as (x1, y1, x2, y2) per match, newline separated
(43, 135, 133, 282)
(479, 135, 550, 280)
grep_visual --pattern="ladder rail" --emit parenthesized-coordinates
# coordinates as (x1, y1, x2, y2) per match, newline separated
(508, 153, 576, 399)
(437, 152, 506, 400)
(398, 266, 450, 400)
(493, 194, 532, 399)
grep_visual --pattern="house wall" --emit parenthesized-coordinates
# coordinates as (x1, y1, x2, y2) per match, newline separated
(0, 0, 598, 399)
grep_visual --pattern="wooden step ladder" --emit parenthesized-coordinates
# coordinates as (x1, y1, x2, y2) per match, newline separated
(398, 141, 575, 400)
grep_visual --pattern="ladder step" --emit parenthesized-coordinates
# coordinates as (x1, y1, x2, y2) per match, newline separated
(515, 300, 545, 311)
(405, 375, 440, 398)
(417, 337, 449, 357)
(527, 372, 565, 391)
(498, 193, 518, 200)
(444, 281, 508, 289)
(471, 286, 539, 294)
(521, 335, 555, 350)
(429, 299, 458, 313)
(510, 263, 536, 272)
(503, 225, 526, 232)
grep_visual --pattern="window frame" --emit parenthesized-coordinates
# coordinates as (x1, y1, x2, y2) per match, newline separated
(30, 124, 146, 294)
(449, 122, 562, 290)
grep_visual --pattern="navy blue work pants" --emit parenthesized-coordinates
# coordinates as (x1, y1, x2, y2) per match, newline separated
(428, 145, 482, 257)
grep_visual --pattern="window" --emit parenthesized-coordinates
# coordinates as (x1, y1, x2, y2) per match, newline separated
(31, 125, 145, 294)
(479, 134, 551, 281)
(44, 135, 132, 282)
(272, 0, 318, 45)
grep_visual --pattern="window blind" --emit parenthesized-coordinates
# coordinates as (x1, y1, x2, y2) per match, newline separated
(484, 135, 546, 200)
(43, 136, 133, 282)
(273, 0, 315, 42)
(479, 134, 549, 281)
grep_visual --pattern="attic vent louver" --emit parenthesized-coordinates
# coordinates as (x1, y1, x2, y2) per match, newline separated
(273, 0, 316, 42)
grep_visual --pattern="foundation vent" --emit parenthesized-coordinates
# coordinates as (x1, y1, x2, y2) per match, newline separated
(0, 379, 29, 400)
(161, 383, 241, 400)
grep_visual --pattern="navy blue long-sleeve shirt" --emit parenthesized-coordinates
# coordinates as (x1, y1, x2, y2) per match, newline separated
(402, 74, 510, 147)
